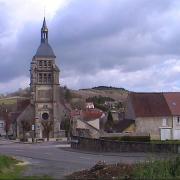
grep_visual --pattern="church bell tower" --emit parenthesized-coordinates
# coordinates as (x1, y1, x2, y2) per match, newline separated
(30, 18, 61, 138)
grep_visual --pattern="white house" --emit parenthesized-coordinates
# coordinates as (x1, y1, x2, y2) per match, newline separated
(0, 119, 5, 136)
(85, 102, 95, 109)
(164, 92, 180, 140)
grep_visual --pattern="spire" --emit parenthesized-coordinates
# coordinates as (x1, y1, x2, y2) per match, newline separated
(41, 17, 48, 43)
(35, 17, 56, 58)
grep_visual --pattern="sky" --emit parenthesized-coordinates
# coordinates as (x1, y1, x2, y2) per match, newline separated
(1, 0, 180, 93)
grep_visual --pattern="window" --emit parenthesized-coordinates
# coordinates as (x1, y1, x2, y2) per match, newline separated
(48, 74, 52, 83)
(162, 118, 167, 126)
(0, 122, 3, 128)
(39, 73, 42, 83)
(39, 61, 42, 67)
(177, 117, 180, 124)
(48, 61, 51, 67)
(42, 112, 49, 120)
(44, 61, 47, 67)
(43, 74, 47, 83)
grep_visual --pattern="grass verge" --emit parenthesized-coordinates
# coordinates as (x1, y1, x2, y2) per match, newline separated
(0, 155, 52, 180)
(66, 156, 180, 180)
(133, 156, 180, 179)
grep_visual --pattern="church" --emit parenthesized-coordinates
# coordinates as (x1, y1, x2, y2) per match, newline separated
(17, 18, 63, 139)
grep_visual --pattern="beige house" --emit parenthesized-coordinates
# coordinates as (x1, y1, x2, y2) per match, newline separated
(71, 109, 105, 138)
(125, 92, 172, 140)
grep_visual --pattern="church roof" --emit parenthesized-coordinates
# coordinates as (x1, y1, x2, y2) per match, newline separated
(35, 42, 56, 58)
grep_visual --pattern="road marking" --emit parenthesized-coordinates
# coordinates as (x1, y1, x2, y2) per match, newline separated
(15, 150, 24, 152)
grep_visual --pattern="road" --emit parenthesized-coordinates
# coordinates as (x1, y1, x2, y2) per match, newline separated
(0, 140, 170, 179)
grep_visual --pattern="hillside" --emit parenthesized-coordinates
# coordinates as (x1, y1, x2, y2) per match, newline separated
(0, 86, 129, 106)
(71, 86, 129, 102)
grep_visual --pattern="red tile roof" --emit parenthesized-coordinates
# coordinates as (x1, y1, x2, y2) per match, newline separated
(130, 92, 171, 117)
(163, 92, 180, 116)
(83, 109, 103, 121)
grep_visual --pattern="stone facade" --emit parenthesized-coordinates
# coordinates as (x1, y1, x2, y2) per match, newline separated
(30, 18, 61, 138)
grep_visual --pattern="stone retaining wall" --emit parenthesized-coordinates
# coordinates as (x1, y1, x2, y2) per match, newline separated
(71, 136, 180, 153)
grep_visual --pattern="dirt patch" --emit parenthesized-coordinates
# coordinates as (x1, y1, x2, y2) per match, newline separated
(66, 161, 134, 180)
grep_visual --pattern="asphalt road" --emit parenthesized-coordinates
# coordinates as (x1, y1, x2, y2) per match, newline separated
(0, 140, 170, 179)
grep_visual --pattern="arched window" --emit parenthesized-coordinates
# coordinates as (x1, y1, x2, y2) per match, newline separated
(44, 74, 47, 83)
(48, 74, 52, 83)
(48, 61, 51, 67)
(39, 61, 42, 67)
(39, 73, 42, 83)
(44, 61, 47, 67)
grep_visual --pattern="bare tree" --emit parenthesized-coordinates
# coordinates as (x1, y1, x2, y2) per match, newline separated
(3, 109, 10, 139)
(21, 120, 31, 141)
(41, 120, 53, 141)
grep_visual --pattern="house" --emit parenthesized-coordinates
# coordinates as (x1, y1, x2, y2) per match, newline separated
(125, 92, 172, 140)
(71, 109, 105, 138)
(85, 102, 94, 109)
(0, 96, 31, 138)
(163, 92, 180, 139)
(82, 109, 104, 129)
(0, 118, 5, 136)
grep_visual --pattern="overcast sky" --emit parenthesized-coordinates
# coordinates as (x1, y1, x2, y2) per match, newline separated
(1, 0, 180, 93)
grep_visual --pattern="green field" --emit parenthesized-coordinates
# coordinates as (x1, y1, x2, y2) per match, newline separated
(0, 98, 17, 105)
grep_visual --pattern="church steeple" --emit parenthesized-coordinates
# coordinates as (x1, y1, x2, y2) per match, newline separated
(41, 17, 48, 43)
(35, 17, 55, 58)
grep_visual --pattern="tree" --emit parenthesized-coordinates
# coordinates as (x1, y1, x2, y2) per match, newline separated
(60, 114, 72, 140)
(64, 88, 72, 102)
(71, 99, 85, 110)
(105, 111, 114, 132)
(21, 120, 31, 141)
(41, 120, 53, 141)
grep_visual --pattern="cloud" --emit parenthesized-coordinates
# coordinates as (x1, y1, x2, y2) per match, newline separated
(51, 0, 180, 74)
(61, 58, 180, 92)
(0, 0, 180, 93)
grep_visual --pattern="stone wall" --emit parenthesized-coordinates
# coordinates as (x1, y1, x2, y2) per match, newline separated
(71, 136, 180, 153)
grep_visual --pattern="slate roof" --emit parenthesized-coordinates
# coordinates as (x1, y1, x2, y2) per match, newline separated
(35, 42, 56, 58)
(35, 18, 56, 58)
(163, 92, 180, 116)
(130, 92, 171, 117)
